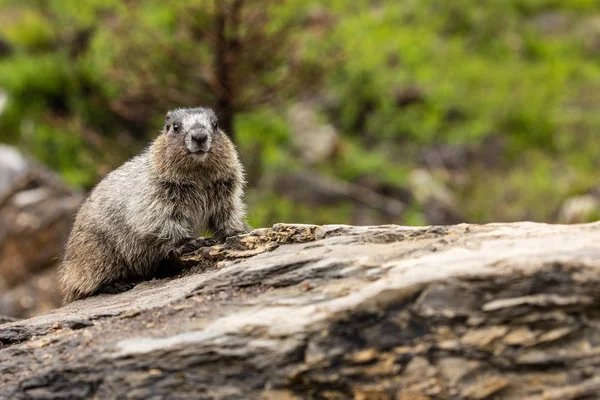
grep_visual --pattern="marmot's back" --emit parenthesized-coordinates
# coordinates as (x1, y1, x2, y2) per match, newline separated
(59, 107, 251, 303)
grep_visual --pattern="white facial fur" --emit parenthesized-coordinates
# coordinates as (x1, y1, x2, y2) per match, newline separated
(183, 112, 213, 155)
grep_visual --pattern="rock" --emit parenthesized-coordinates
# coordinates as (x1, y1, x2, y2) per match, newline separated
(0, 268, 62, 319)
(274, 171, 406, 218)
(418, 135, 506, 171)
(408, 168, 463, 224)
(2, 221, 600, 398)
(558, 194, 600, 224)
(418, 143, 472, 171)
(0, 145, 28, 192)
(287, 103, 340, 164)
(0, 315, 19, 325)
(0, 145, 83, 317)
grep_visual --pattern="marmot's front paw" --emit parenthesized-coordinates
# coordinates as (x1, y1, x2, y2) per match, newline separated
(175, 237, 218, 256)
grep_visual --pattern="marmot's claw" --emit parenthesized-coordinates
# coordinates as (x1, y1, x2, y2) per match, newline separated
(175, 237, 218, 256)
(94, 281, 138, 296)
(196, 237, 219, 247)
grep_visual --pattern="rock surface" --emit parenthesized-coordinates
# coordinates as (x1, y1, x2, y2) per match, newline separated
(287, 103, 340, 164)
(1, 221, 600, 399)
(0, 145, 82, 317)
(558, 194, 600, 224)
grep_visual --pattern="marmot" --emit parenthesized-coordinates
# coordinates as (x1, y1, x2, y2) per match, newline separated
(59, 107, 251, 303)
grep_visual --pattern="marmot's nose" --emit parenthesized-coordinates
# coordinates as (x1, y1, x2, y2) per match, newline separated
(191, 131, 208, 145)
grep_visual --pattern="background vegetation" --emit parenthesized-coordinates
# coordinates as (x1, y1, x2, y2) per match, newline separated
(1, 0, 599, 227)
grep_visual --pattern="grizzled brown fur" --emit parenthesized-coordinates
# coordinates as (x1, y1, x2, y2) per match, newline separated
(59, 107, 250, 303)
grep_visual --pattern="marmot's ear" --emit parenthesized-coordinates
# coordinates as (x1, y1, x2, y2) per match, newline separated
(165, 111, 172, 120)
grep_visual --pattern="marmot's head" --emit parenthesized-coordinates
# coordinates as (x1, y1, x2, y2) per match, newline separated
(162, 107, 224, 162)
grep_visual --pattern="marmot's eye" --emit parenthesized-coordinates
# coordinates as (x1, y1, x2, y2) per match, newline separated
(165, 124, 170, 131)
(172, 123, 180, 133)
(212, 121, 218, 130)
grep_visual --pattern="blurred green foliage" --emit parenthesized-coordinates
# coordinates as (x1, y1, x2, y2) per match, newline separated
(0, 0, 599, 226)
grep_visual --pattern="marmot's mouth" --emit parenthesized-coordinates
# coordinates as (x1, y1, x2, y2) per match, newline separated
(188, 149, 209, 160)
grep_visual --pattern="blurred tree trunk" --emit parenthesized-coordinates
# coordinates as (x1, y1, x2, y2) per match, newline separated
(212, 0, 245, 140)
(213, 1, 235, 139)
